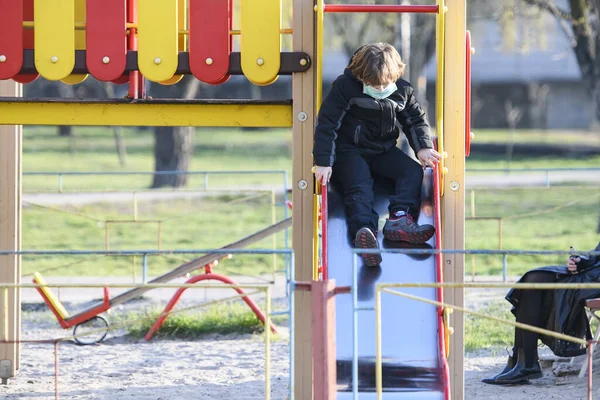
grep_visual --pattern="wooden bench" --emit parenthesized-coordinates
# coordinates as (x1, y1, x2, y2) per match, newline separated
(572, 298, 600, 377)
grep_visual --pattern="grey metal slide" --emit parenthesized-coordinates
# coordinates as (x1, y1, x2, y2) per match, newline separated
(327, 168, 450, 399)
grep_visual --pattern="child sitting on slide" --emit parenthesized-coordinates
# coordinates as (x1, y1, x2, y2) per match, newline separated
(312, 43, 441, 267)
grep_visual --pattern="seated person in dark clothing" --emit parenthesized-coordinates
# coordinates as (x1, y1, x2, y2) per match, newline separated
(483, 241, 600, 385)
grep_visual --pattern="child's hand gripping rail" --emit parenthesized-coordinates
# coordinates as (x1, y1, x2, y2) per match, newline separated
(312, 166, 329, 280)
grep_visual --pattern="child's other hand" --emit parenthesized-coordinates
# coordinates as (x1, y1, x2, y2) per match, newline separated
(417, 148, 442, 169)
(314, 166, 332, 184)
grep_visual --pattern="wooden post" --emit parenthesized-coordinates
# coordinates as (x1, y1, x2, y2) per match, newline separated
(0, 80, 22, 382)
(442, 1, 466, 398)
(312, 280, 336, 400)
(292, 0, 316, 398)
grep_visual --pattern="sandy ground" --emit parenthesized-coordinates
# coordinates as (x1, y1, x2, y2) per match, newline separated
(3, 320, 598, 399)
(2, 286, 599, 399)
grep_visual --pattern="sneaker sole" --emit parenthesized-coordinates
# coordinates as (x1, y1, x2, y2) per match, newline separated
(355, 229, 382, 267)
(383, 227, 435, 244)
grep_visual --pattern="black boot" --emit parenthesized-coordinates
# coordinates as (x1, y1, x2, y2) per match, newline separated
(494, 348, 543, 384)
(481, 347, 517, 384)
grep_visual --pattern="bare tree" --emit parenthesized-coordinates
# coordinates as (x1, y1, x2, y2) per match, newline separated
(523, 0, 600, 122)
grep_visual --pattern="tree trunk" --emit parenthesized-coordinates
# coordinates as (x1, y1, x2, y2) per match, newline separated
(57, 84, 76, 136)
(58, 125, 72, 137)
(113, 127, 128, 167)
(100, 82, 129, 166)
(151, 126, 194, 188)
(151, 78, 201, 188)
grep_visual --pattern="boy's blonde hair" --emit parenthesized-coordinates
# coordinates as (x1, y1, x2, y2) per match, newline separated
(348, 43, 406, 87)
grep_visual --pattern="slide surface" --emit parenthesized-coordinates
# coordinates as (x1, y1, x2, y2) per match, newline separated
(328, 168, 448, 399)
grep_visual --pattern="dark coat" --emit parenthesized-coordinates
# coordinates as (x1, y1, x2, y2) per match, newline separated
(506, 242, 600, 357)
(312, 67, 433, 167)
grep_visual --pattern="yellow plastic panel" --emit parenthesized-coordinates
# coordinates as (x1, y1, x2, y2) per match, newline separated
(138, 0, 179, 82)
(160, 0, 187, 86)
(62, 0, 89, 84)
(34, 0, 75, 81)
(0, 101, 293, 127)
(33, 272, 70, 319)
(241, 0, 281, 85)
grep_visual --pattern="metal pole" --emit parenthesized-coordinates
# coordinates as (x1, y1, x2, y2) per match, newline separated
(352, 253, 359, 399)
(265, 287, 271, 400)
(283, 171, 290, 298)
(588, 340, 593, 400)
(470, 190, 475, 217)
(545, 170, 550, 188)
(104, 223, 110, 251)
(498, 218, 503, 250)
(271, 190, 277, 280)
(54, 341, 59, 400)
(58, 174, 63, 193)
(2, 288, 8, 341)
(502, 254, 508, 283)
(289, 270, 295, 400)
(142, 254, 148, 284)
(133, 192, 138, 221)
(204, 173, 209, 190)
(375, 287, 383, 399)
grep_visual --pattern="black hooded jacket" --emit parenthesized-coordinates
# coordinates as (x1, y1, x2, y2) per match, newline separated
(312, 67, 434, 167)
(506, 242, 600, 357)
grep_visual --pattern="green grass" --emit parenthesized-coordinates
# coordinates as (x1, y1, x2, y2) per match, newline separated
(472, 129, 600, 147)
(23, 126, 292, 192)
(22, 194, 289, 277)
(465, 300, 514, 351)
(22, 126, 600, 192)
(21, 126, 599, 278)
(466, 187, 599, 277)
(22, 186, 597, 278)
(126, 301, 270, 339)
(465, 153, 600, 170)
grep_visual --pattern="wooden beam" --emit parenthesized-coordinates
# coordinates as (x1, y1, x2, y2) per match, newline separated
(312, 280, 337, 400)
(0, 99, 293, 127)
(292, 0, 315, 397)
(442, 0, 467, 399)
(0, 80, 22, 382)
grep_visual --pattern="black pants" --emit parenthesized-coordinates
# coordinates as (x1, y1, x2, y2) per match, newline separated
(332, 147, 424, 238)
(513, 271, 557, 367)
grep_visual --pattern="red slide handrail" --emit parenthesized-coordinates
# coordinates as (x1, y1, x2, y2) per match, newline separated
(433, 162, 451, 400)
(321, 183, 328, 280)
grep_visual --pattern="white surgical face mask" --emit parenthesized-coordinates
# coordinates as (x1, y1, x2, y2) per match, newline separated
(363, 82, 397, 99)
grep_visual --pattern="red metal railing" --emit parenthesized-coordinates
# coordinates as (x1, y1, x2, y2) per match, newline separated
(321, 183, 328, 280)
(127, 0, 145, 98)
(433, 159, 451, 400)
(323, 4, 439, 13)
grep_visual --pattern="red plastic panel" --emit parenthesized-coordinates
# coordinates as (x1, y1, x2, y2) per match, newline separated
(111, 74, 130, 85)
(189, 0, 231, 84)
(86, 0, 127, 82)
(0, 0, 23, 79)
(12, 0, 38, 83)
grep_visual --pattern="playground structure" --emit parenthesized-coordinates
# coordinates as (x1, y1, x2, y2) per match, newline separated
(0, 0, 468, 399)
(31, 247, 282, 344)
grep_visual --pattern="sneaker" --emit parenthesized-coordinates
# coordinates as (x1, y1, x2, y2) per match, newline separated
(353, 227, 382, 267)
(383, 211, 435, 244)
